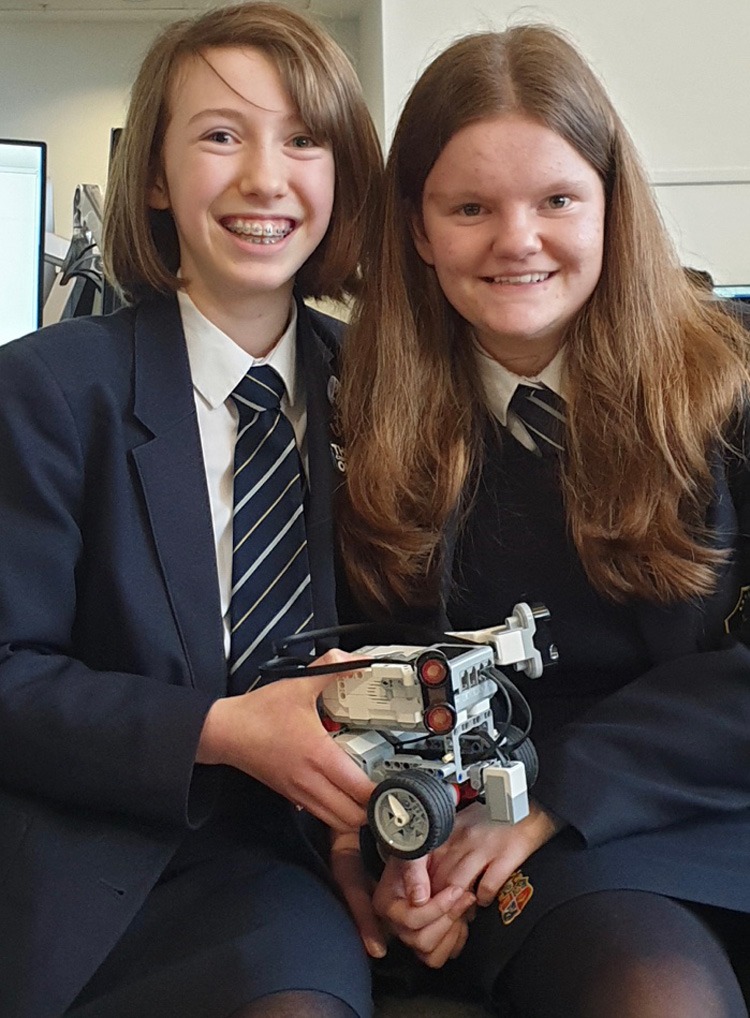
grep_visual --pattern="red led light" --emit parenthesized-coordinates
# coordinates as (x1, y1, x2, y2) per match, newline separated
(424, 704, 456, 734)
(419, 656, 448, 687)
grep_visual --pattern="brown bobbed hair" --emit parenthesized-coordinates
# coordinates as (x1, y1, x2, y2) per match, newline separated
(339, 25, 750, 611)
(103, 1, 382, 303)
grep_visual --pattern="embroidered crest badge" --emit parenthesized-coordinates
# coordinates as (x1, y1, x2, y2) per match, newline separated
(497, 869, 534, 926)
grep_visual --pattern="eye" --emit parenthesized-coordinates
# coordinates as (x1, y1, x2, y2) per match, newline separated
(458, 203, 483, 217)
(546, 195, 572, 210)
(290, 134, 318, 149)
(205, 130, 235, 145)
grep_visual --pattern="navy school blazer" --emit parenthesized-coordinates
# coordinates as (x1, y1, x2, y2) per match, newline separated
(421, 425, 750, 915)
(0, 293, 344, 1018)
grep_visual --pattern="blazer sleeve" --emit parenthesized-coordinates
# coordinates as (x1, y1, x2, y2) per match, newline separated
(0, 332, 217, 829)
(531, 640, 750, 844)
(532, 438, 750, 845)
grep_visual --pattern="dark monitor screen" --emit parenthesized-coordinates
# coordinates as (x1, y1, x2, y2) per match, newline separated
(0, 139, 46, 345)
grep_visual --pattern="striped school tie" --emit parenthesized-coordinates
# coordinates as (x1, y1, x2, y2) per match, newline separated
(228, 365, 313, 693)
(509, 384, 565, 459)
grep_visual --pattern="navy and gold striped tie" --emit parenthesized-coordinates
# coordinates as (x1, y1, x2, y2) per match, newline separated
(228, 366, 313, 693)
(509, 383, 565, 459)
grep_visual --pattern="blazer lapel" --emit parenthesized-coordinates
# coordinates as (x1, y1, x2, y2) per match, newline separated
(297, 301, 341, 631)
(130, 297, 226, 699)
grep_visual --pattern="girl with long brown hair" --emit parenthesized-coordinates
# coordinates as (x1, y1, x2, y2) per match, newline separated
(335, 24, 750, 1018)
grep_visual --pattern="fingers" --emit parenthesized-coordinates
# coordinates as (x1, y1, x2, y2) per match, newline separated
(205, 663, 373, 828)
(306, 737, 374, 823)
(298, 788, 367, 832)
(306, 647, 366, 695)
(324, 737, 376, 803)
(265, 697, 373, 827)
(330, 831, 387, 959)
(374, 857, 464, 926)
(291, 755, 370, 830)
(396, 895, 474, 960)
(398, 857, 432, 907)
(449, 917, 470, 959)
(428, 846, 472, 895)
(475, 859, 520, 908)
(371, 852, 475, 961)
(374, 881, 475, 958)
(398, 885, 474, 932)
(416, 918, 470, 969)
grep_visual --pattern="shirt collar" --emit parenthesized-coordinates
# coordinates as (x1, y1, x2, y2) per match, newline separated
(178, 290, 299, 410)
(473, 339, 567, 426)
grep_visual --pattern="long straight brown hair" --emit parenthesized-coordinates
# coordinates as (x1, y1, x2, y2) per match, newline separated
(338, 25, 750, 612)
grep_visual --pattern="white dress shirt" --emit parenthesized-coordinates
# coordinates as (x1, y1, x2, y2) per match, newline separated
(178, 291, 307, 656)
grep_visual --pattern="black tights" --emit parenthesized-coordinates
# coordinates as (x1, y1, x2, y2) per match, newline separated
(500, 891, 747, 1018)
(230, 989, 359, 1018)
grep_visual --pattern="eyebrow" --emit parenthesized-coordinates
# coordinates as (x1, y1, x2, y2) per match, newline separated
(187, 107, 305, 127)
(424, 188, 480, 200)
(425, 178, 596, 201)
(187, 108, 237, 126)
(541, 179, 594, 192)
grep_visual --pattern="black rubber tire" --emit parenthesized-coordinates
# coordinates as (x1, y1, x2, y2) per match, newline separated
(505, 724, 539, 787)
(359, 824, 386, 879)
(368, 769, 456, 860)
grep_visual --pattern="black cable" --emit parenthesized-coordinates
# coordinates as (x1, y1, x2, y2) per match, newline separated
(486, 665, 534, 749)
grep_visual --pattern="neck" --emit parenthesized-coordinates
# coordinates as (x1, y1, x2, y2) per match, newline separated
(476, 335, 561, 378)
(184, 283, 295, 357)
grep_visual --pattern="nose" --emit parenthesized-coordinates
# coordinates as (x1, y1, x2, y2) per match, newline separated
(491, 207, 542, 260)
(238, 143, 288, 200)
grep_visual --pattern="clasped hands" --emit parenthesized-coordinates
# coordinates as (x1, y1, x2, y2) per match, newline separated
(332, 799, 561, 968)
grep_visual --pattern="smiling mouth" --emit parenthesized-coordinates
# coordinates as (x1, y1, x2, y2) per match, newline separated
(484, 272, 553, 284)
(222, 217, 295, 245)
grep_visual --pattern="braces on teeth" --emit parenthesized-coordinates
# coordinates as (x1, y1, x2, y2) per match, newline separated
(227, 220, 292, 241)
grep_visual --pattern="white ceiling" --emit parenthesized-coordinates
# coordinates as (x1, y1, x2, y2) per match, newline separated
(0, 0, 363, 20)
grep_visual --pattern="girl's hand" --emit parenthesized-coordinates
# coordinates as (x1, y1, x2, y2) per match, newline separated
(330, 828, 387, 959)
(372, 855, 475, 967)
(197, 649, 374, 831)
(428, 800, 562, 907)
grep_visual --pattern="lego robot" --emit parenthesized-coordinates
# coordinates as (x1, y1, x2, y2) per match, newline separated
(320, 603, 555, 861)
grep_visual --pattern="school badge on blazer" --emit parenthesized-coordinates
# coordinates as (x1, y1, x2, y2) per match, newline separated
(330, 442, 346, 473)
(497, 870, 534, 925)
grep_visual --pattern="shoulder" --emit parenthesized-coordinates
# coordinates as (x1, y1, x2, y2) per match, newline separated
(0, 297, 179, 396)
(0, 306, 137, 373)
(299, 300, 346, 354)
(0, 313, 140, 447)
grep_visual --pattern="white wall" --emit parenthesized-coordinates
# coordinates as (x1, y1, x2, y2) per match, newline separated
(0, 18, 165, 238)
(0, 11, 360, 242)
(1, 1, 748, 281)
(355, 0, 384, 147)
(371, 0, 750, 284)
